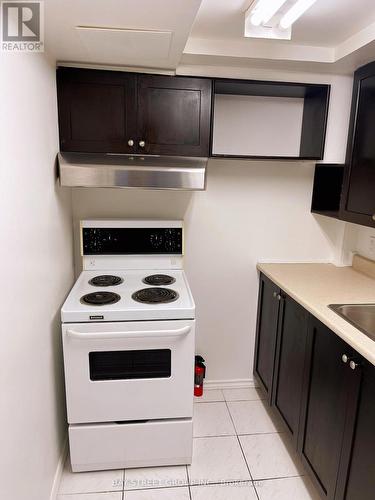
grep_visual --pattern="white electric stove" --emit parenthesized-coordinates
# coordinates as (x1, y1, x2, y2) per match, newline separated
(61, 220, 195, 472)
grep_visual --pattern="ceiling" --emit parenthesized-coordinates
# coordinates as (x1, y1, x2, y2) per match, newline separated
(45, 0, 375, 74)
(184, 0, 375, 73)
(45, 0, 202, 70)
(190, 0, 375, 47)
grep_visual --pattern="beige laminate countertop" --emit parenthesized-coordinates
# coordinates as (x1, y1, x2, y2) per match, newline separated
(257, 261, 375, 366)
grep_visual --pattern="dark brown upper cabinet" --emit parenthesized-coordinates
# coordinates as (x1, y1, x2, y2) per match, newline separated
(340, 61, 375, 228)
(137, 75, 212, 156)
(211, 79, 330, 160)
(57, 68, 137, 154)
(57, 68, 212, 157)
(311, 164, 345, 219)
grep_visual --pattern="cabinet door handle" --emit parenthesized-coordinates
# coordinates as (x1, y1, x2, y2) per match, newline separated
(342, 354, 349, 363)
(128, 139, 134, 147)
(372, 214, 375, 221)
(139, 140, 145, 148)
(349, 360, 360, 370)
(273, 292, 277, 298)
(277, 294, 282, 301)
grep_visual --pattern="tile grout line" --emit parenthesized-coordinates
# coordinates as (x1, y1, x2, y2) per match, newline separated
(186, 464, 193, 500)
(122, 469, 125, 500)
(223, 392, 310, 498)
(223, 397, 261, 500)
(253, 473, 306, 483)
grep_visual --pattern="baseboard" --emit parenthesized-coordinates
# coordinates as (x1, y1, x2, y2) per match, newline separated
(50, 434, 68, 500)
(204, 378, 257, 390)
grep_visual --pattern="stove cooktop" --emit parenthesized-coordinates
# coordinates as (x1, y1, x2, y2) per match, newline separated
(142, 274, 176, 286)
(81, 291, 121, 306)
(61, 269, 195, 323)
(88, 275, 123, 287)
(132, 287, 179, 304)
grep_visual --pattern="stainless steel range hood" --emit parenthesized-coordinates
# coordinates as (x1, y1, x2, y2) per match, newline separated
(57, 152, 207, 190)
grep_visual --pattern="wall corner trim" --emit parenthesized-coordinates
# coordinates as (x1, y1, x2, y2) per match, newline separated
(49, 434, 68, 500)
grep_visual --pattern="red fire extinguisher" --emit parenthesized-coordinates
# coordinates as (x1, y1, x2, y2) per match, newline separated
(194, 355, 206, 397)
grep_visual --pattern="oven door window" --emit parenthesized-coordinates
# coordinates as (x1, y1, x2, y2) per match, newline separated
(89, 349, 171, 380)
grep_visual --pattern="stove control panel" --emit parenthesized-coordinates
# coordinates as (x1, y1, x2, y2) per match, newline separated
(82, 227, 183, 255)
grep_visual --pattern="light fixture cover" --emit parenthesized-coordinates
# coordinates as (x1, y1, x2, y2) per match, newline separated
(279, 0, 318, 29)
(244, 1, 291, 40)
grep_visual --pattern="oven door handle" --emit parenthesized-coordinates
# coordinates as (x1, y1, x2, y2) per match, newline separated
(66, 325, 191, 340)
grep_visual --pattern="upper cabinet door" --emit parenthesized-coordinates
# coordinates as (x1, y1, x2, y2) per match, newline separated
(57, 68, 137, 153)
(341, 62, 375, 227)
(137, 75, 212, 157)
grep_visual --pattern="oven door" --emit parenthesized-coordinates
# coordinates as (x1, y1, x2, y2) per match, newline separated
(62, 320, 195, 424)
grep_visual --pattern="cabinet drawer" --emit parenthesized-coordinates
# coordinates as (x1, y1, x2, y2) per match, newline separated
(69, 419, 193, 472)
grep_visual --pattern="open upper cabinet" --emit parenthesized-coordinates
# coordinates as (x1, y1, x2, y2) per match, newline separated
(211, 79, 330, 161)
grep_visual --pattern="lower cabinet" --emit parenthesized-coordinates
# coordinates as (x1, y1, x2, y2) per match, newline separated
(272, 294, 309, 447)
(253, 274, 280, 402)
(298, 316, 360, 500)
(254, 272, 375, 500)
(337, 359, 375, 500)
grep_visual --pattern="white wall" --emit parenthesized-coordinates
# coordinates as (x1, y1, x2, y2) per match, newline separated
(0, 54, 74, 500)
(72, 164, 344, 382)
(344, 224, 375, 260)
(213, 95, 304, 157)
(72, 71, 353, 383)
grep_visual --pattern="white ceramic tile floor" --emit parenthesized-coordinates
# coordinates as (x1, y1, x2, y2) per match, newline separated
(125, 486, 190, 499)
(59, 459, 123, 494)
(255, 476, 321, 500)
(240, 433, 304, 480)
(191, 482, 258, 500)
(58, 386, 319, 500)
(194, 389, 224, 403)
(223, 387, 265, 401)
(193, 401, 236, 437)
(57, 494, 122, 500)
(227, 400, 281, 435)
(188, 436, 251, 485)
(124, 465, 188, 490)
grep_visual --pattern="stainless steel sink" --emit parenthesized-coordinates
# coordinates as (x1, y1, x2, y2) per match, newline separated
(329, 304, 375, 341)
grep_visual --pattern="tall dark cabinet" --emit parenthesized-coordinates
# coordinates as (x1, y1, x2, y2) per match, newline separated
(311, 61, 375, 228)
(341, 61, 375, 226)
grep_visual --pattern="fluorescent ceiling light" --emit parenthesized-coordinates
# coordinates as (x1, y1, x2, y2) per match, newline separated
(279, 0, 318, 29)
(250, 0, 289, 26)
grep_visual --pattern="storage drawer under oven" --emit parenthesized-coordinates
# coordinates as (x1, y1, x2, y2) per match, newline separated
(69, 418, 193, 472)
(62, 320, 195, 424)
